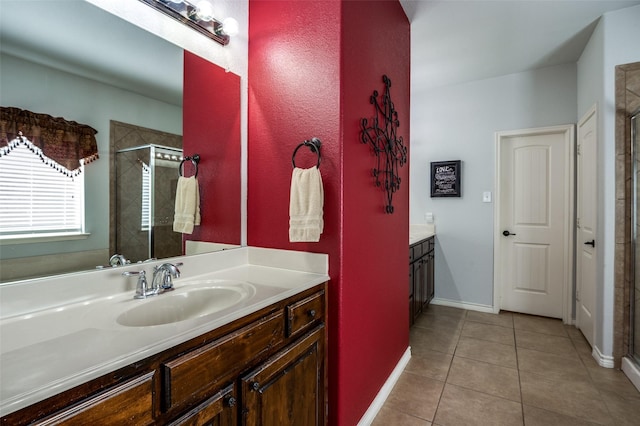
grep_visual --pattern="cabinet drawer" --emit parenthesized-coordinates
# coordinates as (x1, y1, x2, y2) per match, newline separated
(37, 372, 155, 425)
(410, 243, 423, 262)
(168, 383, 236, 426)
(426, 237, 435, 253)
(420, 240, 429, 255)
(287, 290, 325, 337)
(162, 311, 284, 412)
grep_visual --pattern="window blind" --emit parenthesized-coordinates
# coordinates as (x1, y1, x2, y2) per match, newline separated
(141, 162, 151, 231)
(0, 144, 84, 236)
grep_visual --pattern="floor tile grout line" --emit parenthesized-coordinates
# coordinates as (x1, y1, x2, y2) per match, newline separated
(510, 312, 526, 426)
(514, 344, 582, 361)
(430, 309, 466, 425)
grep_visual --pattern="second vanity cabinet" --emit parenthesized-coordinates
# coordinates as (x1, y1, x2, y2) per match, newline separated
(409, 236, 434, 326)
(1, 283, 327, 426)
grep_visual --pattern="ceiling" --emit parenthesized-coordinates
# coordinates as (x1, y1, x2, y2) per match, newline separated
(2, 1, 638, 102)
(399, 0, 640, 91)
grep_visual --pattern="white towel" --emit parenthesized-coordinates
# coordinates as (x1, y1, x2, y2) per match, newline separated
(173, 176, 201, 234)
(289, 167, 324, 242)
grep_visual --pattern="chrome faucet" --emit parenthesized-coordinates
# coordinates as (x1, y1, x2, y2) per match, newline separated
(109, 254, 129, 267)
(152, 262, 182, 292)
(122, 270, 156, 299)
(122, 262, 183, 299)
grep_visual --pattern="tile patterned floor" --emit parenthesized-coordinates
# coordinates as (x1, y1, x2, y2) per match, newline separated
(372, 305, 640, 425)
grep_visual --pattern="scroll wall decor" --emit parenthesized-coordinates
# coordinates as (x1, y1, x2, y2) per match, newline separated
(360, 75, 407, 213)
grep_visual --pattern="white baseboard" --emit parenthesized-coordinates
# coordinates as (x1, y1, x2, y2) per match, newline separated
(431, 297, 495, 314)
(592, 345, 615, 368)
(622, 356, 640, 392)
(357, 347, 411, 426)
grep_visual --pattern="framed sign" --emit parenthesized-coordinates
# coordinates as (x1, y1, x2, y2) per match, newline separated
(431, 160, 461, 197)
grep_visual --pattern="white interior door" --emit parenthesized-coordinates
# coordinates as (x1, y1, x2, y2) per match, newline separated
(495, 125, 574, 320)
(576, 105, 597, 347)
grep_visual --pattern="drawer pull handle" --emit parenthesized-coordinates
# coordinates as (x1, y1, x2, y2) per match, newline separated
(252, 381, 261, 391)
(308, 309, 316, 318)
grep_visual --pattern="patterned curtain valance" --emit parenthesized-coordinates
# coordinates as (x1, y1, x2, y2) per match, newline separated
(0, 106, 99, 174)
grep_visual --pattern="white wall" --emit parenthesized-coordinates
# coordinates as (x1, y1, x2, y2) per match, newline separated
(410, 63, 577, 307)
(577, 4, 640, 356)
(0, 53, 181, 260)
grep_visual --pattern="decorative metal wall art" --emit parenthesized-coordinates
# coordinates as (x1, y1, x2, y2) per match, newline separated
(360, 75, 407, 213)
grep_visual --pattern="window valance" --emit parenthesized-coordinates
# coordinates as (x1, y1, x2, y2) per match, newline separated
(0, 106, 99, 174)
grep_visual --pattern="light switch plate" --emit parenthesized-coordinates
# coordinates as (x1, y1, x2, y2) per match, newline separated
(483, 191, 492, 203)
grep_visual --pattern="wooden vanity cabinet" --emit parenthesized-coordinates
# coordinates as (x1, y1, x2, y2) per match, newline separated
(409, 237, 435, 326)
(1, 283, 327, 426)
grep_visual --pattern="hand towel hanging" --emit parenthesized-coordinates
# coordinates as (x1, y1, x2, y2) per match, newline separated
(173, 176, 201, 234)
(289, 166, 324, 242)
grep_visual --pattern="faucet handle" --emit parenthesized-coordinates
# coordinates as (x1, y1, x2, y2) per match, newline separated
(123, 270, 152, 299)
(154, 262, 182, 291)
(168, 262, 183, 274)
(109, 254, 129, 267)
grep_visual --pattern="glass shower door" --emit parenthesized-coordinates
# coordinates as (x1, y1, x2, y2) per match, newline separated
(151, 147, 182, 259)
(115, 145, 183, 263)
(115, 146, 151, 262)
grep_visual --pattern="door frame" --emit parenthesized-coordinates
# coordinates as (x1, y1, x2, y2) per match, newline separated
(493, 125, 575, 323)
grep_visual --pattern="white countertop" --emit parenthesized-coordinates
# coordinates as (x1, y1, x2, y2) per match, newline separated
(409, 224, 436, 245)
(0, 247, 329, 416)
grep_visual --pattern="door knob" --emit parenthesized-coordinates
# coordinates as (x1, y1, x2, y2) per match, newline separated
(502, 230, 516, 237)
(584, 240, 595, 247)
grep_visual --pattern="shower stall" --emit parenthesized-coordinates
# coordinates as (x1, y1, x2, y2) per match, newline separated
(115, 145, 183, 263)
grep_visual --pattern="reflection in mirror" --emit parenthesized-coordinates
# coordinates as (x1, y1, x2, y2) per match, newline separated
(0, 0, 241, 282)
(115, 141, 183, 263)
(110, 120, 185, 264)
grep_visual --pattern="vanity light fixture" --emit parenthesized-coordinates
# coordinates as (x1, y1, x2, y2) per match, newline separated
(139, 0, 239, 46)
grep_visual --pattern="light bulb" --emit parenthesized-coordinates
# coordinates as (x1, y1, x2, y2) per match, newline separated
(167, 0, 183, 3)
(221, 17, 239, 36)
(195, 1, 214, 21)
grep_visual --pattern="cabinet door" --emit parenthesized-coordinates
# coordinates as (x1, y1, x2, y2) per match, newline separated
(426, 252, 435, 305)
(420, 255, 429, 309)
(241, 326, 325, 426)
(409, 264, 414, 326)
(168, 383, 236, 426)
(413, 260, 424, 322)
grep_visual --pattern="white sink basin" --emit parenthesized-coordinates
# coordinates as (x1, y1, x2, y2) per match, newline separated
(116, 281, 256, 327)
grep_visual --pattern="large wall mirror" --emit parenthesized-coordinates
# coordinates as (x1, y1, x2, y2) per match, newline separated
(0, 0, 241, 282)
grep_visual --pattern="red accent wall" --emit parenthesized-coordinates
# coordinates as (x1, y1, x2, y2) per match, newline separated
(183, 51, 241, 246)
(248, 2, 410, 424)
